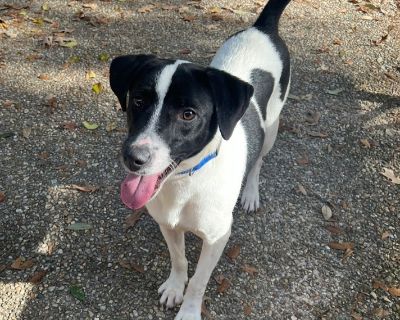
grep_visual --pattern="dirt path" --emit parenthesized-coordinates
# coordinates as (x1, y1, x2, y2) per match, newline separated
(1, 0, 399, 319)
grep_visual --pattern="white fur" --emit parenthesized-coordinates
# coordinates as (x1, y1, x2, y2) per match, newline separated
(144, 26, 289, 320)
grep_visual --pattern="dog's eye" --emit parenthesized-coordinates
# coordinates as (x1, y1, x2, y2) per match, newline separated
(132, 97, 144, 108)
(180, 109, 196, 121)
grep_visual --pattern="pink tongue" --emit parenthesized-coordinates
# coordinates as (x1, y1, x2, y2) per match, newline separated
(121, 173, 159, 210)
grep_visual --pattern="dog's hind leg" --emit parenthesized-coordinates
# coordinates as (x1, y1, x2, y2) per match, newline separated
(241, 118, 280, 212)
(158, 226, 188, 309)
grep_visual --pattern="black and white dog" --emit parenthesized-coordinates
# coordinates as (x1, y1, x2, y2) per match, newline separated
(110, 0, 291, 318)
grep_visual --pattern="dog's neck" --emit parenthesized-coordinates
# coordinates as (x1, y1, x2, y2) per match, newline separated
(174, 133, 222, 177)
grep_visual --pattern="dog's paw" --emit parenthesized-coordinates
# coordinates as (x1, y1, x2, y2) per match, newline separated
(158, 274, 187, 308)
(240, 184, 260, 213)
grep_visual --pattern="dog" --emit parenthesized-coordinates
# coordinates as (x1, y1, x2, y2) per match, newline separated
(109, 0, 291, 318)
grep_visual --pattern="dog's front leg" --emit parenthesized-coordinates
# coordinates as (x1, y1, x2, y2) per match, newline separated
(175, 229, 231, 320)
(158, 225, 188, 309)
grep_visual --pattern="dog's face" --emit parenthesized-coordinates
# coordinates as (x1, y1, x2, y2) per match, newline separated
(109, 54, 253, 209)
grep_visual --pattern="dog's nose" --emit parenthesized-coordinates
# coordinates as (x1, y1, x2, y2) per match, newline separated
(124, 145, 151, 171)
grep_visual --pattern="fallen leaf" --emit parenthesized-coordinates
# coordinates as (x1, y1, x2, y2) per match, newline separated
(42, 3, 49, 11)
(32, 18, 44, 26)
(58, 38, 78, 48)
(384, 72, 397, 81)
(321, 205, 333, 220)
(118, 260, 144, 273)
(342, 247, 354, 261)
(62, 122, 78, 130)
(98, 52, 109, 62)
(38, 74, 50, 80)
(241, 264, 258, 276)
(351, 311, 363, 320)
(296, 153, 309, 166)
(182, 14, 196, 22)
(373, 308, 390, 318)
(67, 222, 92, 231)
(387, 287, 400, 297)
(3, 100, 15, 108)
(0, 192, 5, 203)
(124, 211, 143, 230)
(69, 285, 85, 301)
(296, 184, 307, 196)
(201, 300, 211, 318)
(179, 48, 192, 55)
(307, 131, 328, 138)
(325, 88, 344, 95)
(69, 184, 98, 192)
(82, 3, 97, 10)
(359, 139, 371, 148)
(0, 265, 6, 272)
(106, 121, 117, 132)
(217, 278, 230, 294)
(92, 82, 102, 94)
(29, 270, 47, 284)
(381, 231, 391, 240)
(226, 244, 241, 261)
(37, 151, 49, 160)
(328, 242, 354, 251)
(82, 121, 99, 130)
(211, 14, 224, 21)
(67, 55, 80, 64)
(304, 111, 320, 125)
(85, 70, 96, 79)
(243, 303, 252, 316)
(214, 274, 225, 284)
(11, 257, 34, 270)
(22, 127, 32, 138)
(76, 160, 87, 167)
(46, 95, 57, 111)
(138, 4, 155, 13)
(380, 168, 400, 184)
(326, 225, 342, 235)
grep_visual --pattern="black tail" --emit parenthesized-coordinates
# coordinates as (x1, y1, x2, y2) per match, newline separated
(254, 0, 291, 32)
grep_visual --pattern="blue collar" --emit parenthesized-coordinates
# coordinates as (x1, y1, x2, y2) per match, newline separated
(177, 150, 218, 176)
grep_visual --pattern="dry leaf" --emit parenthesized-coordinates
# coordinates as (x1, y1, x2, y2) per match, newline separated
(211, 14, 224, 21)
(124, 211, 143, 230)
(0, 192, 5, 203)
(321, 205, 333, 220)
(22, 127, 31, 138)
(11, 257, 34, 270)
(85, 70, 96, 79)
(3, 100, 15, 108)
(226, 244, 240, 260)
(217, 278, 230, 294)
(381, 231, 391, 240)
(296, 184, 307, 196)
(243, 303, 252, 316)
(106, 122, 117, 132)
(201, 300, 211, 318)
(242, 264, 258, 276)
(0, 265, 6, 272)
(119, 260, 144, 273)
(328, 242, 354, 251)
(326, 225, 342, 235)
(62, 122, 78, 130)
(304, 111, 321, 125)
(380, 168, 400, 184)
(387, 287, 400, 297)
(359, 139, 371, 148)
(182, 14, 196, 22)
(179, 48, 192, 55)
(69, 184, 98, 192)
(29, 270, 47, 284)
(308, 131, 328, 138)
(38, 151, 49, 160)
(138, 5, 155, 13)
(76, 160, 87, 167)
(46, 95, 57, 111)
(214, 274, 225, 284)
(373, 308, 390, 317)
(297, 154, 309, 166)
(342, 248, 354, 261)
(351, 311, 363, 320)
(38, 74, 50, 80)
(82, 3, 97, 10)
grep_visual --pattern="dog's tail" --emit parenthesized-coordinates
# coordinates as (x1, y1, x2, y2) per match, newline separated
(254, 0, 291, 33)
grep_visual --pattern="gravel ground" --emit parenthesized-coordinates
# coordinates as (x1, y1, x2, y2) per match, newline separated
(1, 0, 399, 319)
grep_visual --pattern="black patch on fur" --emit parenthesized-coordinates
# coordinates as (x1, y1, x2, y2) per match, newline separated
(241, 102, 265, 177)
(250, 69, 274, 120)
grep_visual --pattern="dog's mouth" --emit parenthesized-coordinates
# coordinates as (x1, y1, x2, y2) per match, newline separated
(120, 163, 177, 210)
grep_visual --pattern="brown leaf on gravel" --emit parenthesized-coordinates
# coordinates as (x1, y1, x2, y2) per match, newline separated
(210, 14, 224, 21)
(0, 192, 6, 203)
(373, 280, 400, 297)
(38, 74, 50, 80)
(119, 260, 144, 273)
(69, 184, 98, 192)
(304, 110, 320, 125)
(82, 3, 97, 10)
(124, 211, 143, 230)
(62, 122, 78, 130)
(342, 248, 354, 262)
(384, 72, 397, 81)
(373, 308, 390, 318)
(380, 168, 400, 184)
(37, 151, 49, 160)
(217, 278, 230, 294)
(387, 287, 400, 297)
(179, 48, 192, 55)
(46, 95, 57, 112)
(29, 270, 47, 284)
(359, 138, 371, 148)
(214, 274, 225, 284)
(11, 257, 34, 270)
(296, 183, 307, 196)
(296, 153, 309, 166)
(138, 5, 156, 13)
(351, 311, 363, 320)
(328, 242, 354, 251)
(0, 265, 6, 273)
(326, 225, 342, 235)
(181, 14, 196, 22)
(3, 100, 15, 108)
(243, 303, 252, 316)
(241, 264, 258, 276)
(381, 231, 391, 240)
(307, 131, 328, 138)
(201, 300, 211, 318)
(226, 244, 240, 261)
(76, 160, 87, 168)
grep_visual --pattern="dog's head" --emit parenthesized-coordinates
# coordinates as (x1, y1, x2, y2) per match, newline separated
(109, 54, 253, 209)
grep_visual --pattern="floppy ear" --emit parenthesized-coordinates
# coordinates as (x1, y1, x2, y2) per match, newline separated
(109, 54, 157, 111)
(206, 68, 254, 140)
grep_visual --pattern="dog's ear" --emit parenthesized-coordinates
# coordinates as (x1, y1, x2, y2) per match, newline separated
(206, 68, 254, 140)
(109, 54, 157, 111)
